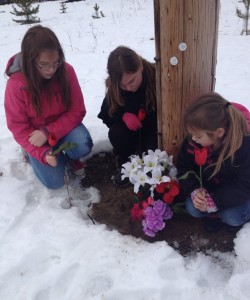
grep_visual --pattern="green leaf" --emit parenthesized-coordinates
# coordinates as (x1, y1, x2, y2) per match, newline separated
(172, 203, 189, 215)
(178, 170, 202, 186)
(133, 196, 139, 203)
(52, 141, 77, 155)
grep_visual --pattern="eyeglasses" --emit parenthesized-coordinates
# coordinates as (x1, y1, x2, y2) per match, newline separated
(36, 60, 62, 71)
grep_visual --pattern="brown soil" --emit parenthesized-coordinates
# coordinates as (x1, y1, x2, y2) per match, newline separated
(81, 152, 237, 256)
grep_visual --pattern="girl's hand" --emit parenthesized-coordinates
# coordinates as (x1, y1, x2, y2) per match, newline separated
(191, 188, 207, 212)
(29, 130, 47, 147)
(122, 112, 142, 131)
(45, 153, 57, 167)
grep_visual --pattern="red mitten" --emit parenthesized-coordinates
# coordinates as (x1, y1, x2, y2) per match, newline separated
(122, 112, 142, 131)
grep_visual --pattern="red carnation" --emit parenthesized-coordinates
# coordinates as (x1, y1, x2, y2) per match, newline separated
(142, 201, 149, 208)
(155, 180, 180, 205)
(155, 182, 167, 194)
(131, 203, 143, 221)
(147, 196, 154, 205)
(163, 181, 180, 204)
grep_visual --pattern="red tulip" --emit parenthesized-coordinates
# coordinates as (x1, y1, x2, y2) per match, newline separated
(138, 108, 146, 121)
(194, 147, 208, 166)
(48, 132, 58, 147)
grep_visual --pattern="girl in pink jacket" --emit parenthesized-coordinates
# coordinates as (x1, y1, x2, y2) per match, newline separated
(4, 25, 93, 189)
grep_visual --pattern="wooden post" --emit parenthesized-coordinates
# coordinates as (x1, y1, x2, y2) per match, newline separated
(154, 0, 219, 159)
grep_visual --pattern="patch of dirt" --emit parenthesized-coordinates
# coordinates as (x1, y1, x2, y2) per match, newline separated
(81, 152, 237, 256)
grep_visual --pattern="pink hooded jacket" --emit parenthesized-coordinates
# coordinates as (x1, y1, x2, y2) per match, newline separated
(4, 54, 86, 164)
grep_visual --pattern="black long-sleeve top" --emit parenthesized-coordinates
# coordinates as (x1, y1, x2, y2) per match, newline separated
(97, 75, 157, 130)
(177, 136, 250, 209)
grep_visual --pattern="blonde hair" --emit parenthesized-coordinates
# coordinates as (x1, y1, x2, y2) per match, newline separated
(105, 46, 156, 116)
(184, 92, 250, 177)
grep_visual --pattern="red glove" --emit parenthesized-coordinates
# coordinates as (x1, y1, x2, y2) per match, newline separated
(122, 112, 142, 131)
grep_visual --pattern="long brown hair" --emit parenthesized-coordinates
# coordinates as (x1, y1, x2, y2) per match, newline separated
(21, 25, 70, 116)
(105, 46, 156, 116)
(184, 92, 250, 177)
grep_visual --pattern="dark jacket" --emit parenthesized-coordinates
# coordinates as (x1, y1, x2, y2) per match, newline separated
(97, 75, 157, 130)
(177, 136, 250, 209)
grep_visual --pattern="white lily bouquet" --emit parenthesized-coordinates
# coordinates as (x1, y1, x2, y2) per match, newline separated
(121, 149, 180, 237)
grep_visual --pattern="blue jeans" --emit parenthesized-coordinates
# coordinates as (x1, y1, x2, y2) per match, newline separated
(185, 197, 250, 226)
(28, 124, 93, 189)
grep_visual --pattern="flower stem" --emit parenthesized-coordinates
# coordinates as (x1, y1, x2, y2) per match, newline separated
(64, 168, 72, 207)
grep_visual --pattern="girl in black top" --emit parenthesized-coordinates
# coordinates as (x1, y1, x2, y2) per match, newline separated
(177, 93, 250, 232)
(98, 46, 158, 186)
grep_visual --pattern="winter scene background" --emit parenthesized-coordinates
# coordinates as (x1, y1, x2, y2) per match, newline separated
(0, 0, 250, 299)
